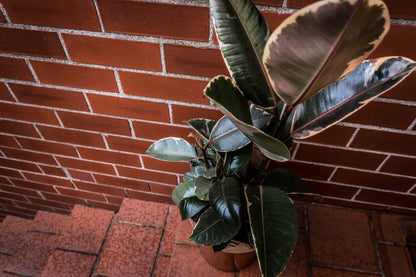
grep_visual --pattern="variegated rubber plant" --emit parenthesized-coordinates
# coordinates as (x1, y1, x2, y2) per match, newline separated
(146, 0, 416, 276)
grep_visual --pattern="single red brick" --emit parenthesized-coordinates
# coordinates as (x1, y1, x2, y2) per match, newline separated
(370, 24, 416, 60)
(56, 187, 105, 202)
(165, 44, 228, 78)
(68, 169, 94, 182)
(0, 119, 40, 138)
(286, 0, 319, 8)
(39, 165, 67, 177)
(57, 111, 131, 136)
(57, 157, 116, 175)
(356, 189, 416, 209)
(23, 172, 73, 188)
(132, 121, 190, 141)
(0, 102, 60, 125)
(16, 201, 57, 213)
(97, 0, 209, 41)
(0, 56, 34, 81)
(37, 125, 106, 148)
(106, 195, 124, 205)
(380, 156, 416, 177)
(120, 72, 209, 104)
(171, 104, 222, 124)
(74, 180, 125, 197)
(350, 129, 416, 156)
(253, 0, 283, 6)
(331, 168, 414, 192)
(77, 147, 141, 167)
(302, 125, 357, 147)
(2, 0, 101, 30)
(0, 134, 20, 148)
(31, 61, 118, 92)
(10, 83, 90, 111)
(0, 27, 66, 58)
(345, 101, 416, 130)
(0, 167, 24, 179)
(0, 157, 41, 173)
(0, 82, 14, 101)
(42, 192, 87, 205)
(116, 166, 178, 185)
(1, 147, 57, 165)
(126, 190, 173, 204)
(295, 144, 387, 170)
(306, 180, 358, 199)
(93, 173, 149, 192)
(142, 156, 190, 175)
(63, 34, 162, 71)
(262, 11, 291, 30)
(87, 94, 170, 122)
(17, 137, 78, 157)
(269, 160, 335, 181)
(105, 135, 152, 154)
(382, 0, 416, 20)
(150, 183, 175, 196)
(381, 72, 416, 102)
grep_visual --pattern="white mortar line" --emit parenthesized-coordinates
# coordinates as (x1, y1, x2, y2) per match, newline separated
(345, 127, 360, 147)
(406, 183, 416, 194)
(92, 0, 106, 32)
(159, 42, 167, 73)
(57, 32, 71, 61)
(0, 3, 11, 23)
(113, 69, 125, 94)
(375, 155, 390, 172)
(24, 60, 40, 83)
(3, 82, 19, 102)
(407, 117, 416, 131)
(391, 18, 416, 26)
(53, 110, 65, 127)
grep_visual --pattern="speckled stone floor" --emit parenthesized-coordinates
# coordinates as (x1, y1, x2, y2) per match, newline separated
(0, 198, 415, 276)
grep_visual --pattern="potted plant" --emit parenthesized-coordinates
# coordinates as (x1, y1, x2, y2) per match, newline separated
(146, 0, 416, 276)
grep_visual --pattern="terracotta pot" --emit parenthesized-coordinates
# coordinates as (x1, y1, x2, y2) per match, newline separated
(198, 241, 257, 272)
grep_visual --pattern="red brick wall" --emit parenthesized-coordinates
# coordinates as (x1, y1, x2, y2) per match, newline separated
(0, 0, 415, 220)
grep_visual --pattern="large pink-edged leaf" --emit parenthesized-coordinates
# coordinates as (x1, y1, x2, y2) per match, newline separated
(263, 0, 390, 106)
(211, 0, 277, 108)
(290, 57, 416, 139)
(205, 76, 290, 162)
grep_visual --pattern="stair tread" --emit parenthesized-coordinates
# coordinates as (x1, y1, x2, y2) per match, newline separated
(94, 222, 162, 276)
(115, 198, 170, 227)
(4, 232, 59, 277)
(0, 216, 32, 255)
(57, 205, 114, 254)
(29, 211, 70, 235)
(41, 249, 96, 277)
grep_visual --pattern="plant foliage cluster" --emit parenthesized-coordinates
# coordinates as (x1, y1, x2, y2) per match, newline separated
(146, 0, 416, 276)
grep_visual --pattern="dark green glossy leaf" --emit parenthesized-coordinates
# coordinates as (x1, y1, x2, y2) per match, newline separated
(263, 0, 390, 106)
(210, 116, 250, 152)
(179, 196, 209, 220)
(224, 146, 252, 175)
(187, 118, 216, 147)
(190, 207, 241, 245)
(250, 105, 274, 132)
(262, 167, 315, 194)
(195, 177, 212, 201)
(204, 167, 217, 179)
(245, 185, 298, 277)
(184, 160, 207, 181)
(172, 180, 196, 205)
(205, 76, 290, 162)
(211, 0, 277, 108)
(146, 137, 197, 162)
(209, 177, 242, 224)
(290, 57, 416, 139)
